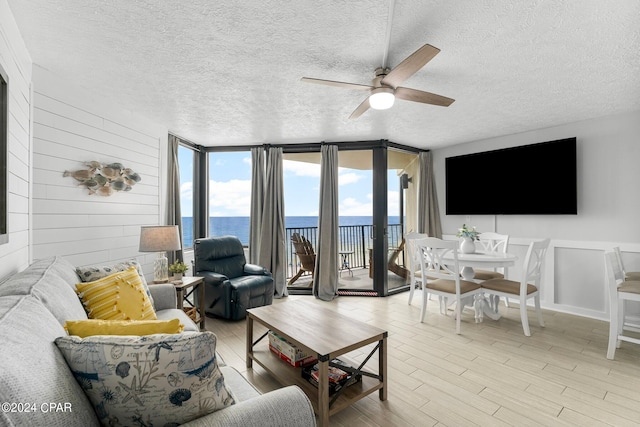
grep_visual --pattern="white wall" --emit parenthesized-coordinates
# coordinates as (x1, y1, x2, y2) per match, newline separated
(433, 110, 640, 320)
(30, 65, 168, 276)
(0, 0, 31, 279)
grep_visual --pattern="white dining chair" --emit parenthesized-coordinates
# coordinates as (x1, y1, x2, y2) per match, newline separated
(405, 231, 429, 305)
(605, 250, 640, 359)
(475, 232, 510, 309)
(474, 232, 510, 280)
(415, 237, 482, 334)
(480, 238, 550, 336)
(613, 246, 640, 281)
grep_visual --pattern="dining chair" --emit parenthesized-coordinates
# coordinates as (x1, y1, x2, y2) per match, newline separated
(480, 238, 550, 336)
(415, 237, 482, 334)
(474, 232, 510, 280)
(604, 250, 640, 359)
(475, 232, 510, 309)
(405, 231, 429, 305)
(613, 246, 640, 281)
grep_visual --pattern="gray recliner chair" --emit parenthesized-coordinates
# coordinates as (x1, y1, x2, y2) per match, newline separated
(194, 235, 274, 320)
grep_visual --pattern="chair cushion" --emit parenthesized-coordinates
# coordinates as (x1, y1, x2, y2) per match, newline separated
(619, 280, 640, 294)
(64, 318, 184, 338)
(473, 269, 504, 280)
(625, 272, 640, 281)
(481, 278, 537, 295)
(426, 279, 480, 294)
(55, 332, 235, 426)
(75, 267, 157, 321)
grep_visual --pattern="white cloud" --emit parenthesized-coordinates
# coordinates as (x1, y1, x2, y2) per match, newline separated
(180, 182, 193, 200)
(283, 160, 321, 177)
(338, 172, 363, 186)
(209, 179, 251, 216)
(338, 191, 401, 217)
(339, 195, 372, 216)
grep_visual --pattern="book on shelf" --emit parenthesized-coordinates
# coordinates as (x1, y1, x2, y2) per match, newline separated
(301, 358, 362, 395)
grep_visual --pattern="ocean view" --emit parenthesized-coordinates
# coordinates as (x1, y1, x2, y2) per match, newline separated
(182, 216, 400, 247)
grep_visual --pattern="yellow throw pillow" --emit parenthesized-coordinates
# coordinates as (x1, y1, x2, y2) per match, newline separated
(75, 266, 157, 321)
(64, 318, 184, 338)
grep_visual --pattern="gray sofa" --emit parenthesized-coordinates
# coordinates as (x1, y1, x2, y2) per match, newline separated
(0, 256, 316, 427)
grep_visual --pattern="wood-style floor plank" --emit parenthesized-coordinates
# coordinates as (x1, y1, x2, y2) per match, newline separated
(205, 293, 640, 426)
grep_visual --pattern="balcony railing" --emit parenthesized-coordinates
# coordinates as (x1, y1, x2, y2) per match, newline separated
(285, 223, 404, 281)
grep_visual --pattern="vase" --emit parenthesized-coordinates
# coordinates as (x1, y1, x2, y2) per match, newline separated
(173, 272, 183, 280)
(460, 237, 476, 254)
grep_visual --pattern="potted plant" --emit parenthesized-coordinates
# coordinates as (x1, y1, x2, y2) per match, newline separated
(456, 224, 479, 254)
(169, 260, 189, 279)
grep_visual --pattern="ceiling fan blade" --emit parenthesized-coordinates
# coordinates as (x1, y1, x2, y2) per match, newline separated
(301, 77, 372, 91)
(381, 44, 440, 88)
(395, 87, 455, 107)
(349, 97, 371, 119)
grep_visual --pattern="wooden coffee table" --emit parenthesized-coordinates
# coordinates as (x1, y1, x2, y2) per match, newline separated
(246, 300, 387, 426)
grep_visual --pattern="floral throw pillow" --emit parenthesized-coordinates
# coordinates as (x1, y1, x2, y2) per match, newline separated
(55, 332, 235, 426)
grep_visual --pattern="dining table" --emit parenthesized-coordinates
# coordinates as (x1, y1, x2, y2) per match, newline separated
(442, 250, 518, 321)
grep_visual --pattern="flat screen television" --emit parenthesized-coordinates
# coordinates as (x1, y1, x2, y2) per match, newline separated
(445, 137, 577, 215)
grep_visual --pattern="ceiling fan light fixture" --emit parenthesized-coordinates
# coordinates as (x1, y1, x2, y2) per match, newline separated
(369, 87, 395, 110)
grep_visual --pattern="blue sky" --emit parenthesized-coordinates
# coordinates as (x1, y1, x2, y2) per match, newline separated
(179, 148, 400, 217)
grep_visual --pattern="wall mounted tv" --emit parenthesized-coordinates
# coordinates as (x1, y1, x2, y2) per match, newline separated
(445, 137, 577, 215)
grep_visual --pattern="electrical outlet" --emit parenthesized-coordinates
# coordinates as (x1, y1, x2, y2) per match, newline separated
(465, 215, 471, 224)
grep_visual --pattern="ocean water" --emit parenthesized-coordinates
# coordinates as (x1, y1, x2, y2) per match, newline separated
(182, 216, 400, 247)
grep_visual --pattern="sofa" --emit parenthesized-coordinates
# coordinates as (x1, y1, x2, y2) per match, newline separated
(194, 236, 274, 320)
(0, 256, 315, 427)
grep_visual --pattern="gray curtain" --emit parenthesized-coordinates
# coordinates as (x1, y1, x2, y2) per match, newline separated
(258, 147, 288, 298)
(418, 151, 442, 238)
(313, 144, 339, 301)
(167, 135, 184, 264)
(249, 147, 265, 264)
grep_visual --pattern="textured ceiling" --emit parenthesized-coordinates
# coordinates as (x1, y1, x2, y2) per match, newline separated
(7, 0, 640, 149)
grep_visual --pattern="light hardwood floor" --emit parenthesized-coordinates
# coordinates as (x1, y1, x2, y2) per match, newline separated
(206, 292, 640, 426)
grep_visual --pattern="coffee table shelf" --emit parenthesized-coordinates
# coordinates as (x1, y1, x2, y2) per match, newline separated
(249, 347, 383, 416)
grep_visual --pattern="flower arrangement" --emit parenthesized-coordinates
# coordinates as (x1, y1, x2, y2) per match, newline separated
(169, 260, 189, 274)
(456, 224, 479, 241)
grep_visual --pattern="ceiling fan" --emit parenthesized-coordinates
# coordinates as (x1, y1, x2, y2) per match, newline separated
(301, 43, 455, 119)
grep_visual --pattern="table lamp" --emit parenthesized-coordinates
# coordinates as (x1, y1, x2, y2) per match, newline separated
(139, 225, 182, 282)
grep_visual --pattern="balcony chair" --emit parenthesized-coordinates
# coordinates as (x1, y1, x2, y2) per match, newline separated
(194, 235, 274, 320)
(288, 233, 316, 286)
(605, 250, 640, 359)
(368, 240, 410, 280)
(480, 238, 550, 336)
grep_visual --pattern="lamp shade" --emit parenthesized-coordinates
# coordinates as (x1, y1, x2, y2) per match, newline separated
(139, 226, 182, 252)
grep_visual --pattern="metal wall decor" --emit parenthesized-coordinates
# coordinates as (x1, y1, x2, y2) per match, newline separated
(63, 161, 141, 196)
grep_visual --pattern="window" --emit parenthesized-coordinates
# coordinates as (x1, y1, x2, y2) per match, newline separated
(208, 151, 251, 244)
(178, 144, 195, 248)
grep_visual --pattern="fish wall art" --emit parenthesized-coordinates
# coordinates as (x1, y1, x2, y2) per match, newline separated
(63, 161, 141, 196)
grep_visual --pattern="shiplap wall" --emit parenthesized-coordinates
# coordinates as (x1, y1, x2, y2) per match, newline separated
(31, 65, 167, 276)
(0, 0, 31, 279)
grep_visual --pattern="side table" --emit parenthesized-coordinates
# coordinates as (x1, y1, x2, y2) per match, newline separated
(172, 276, 206, 331)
